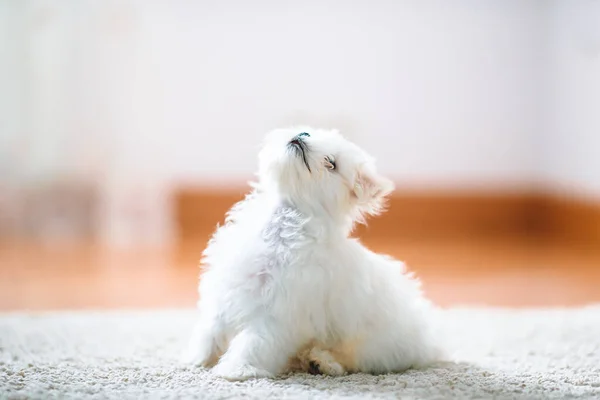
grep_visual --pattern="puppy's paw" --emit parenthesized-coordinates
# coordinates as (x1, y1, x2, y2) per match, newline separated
(300, 348, 346, 377)
(212, 362, 273, 381)
(310, 356, 345, 377)
(320, 360, 345, 376)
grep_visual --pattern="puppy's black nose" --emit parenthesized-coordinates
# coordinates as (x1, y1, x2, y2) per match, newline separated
(290, 132, 309, 146)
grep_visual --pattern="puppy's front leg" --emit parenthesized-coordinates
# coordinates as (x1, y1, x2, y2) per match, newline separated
(212, 320, 296, 381)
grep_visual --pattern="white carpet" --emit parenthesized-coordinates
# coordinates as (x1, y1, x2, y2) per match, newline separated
(1, 306, 600, 400)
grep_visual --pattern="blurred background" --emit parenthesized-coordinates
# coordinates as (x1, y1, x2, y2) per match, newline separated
(0, 0, 599, 311)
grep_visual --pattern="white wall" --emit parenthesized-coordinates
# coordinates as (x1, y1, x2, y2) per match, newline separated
(2, 0, 599, 245)
(542, 0, 600, 200)
(1, 0, 545, 191)
(0, 1, 26, 183)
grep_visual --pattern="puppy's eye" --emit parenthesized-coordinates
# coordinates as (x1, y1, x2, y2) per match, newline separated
(298, 132, 310, 138)
(324, 156, 336, 171)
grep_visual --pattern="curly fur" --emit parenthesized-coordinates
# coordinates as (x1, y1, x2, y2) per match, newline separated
(182, 127, 443, 381)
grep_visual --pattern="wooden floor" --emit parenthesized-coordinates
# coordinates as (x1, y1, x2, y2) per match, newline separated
(1, 235, 599, 311)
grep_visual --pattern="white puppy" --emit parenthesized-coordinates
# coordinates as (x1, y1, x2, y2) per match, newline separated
(182, 127, 443, 381)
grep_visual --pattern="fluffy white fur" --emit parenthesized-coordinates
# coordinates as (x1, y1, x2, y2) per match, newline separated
(182, 127, 443, 381)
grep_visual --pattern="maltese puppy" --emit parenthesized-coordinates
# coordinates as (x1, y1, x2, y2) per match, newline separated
(182, 127, 442, 381)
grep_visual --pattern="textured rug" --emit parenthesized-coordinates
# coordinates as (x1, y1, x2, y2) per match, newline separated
(1, 306, 600, 399)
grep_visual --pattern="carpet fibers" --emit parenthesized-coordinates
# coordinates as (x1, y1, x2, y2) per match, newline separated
(1, 306, 600, 399)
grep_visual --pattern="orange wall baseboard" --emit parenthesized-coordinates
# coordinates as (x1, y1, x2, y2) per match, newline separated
(540, 195, 600, 248)
(174, 187, 600, 250)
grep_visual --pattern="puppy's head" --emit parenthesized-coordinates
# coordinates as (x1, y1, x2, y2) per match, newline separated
(257, 127, 394, 226)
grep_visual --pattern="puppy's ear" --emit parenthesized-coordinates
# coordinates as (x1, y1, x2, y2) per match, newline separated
(352, 164, 395, 220)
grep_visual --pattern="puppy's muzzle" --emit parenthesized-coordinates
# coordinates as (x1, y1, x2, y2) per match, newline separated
(287, 135, 311, 173)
